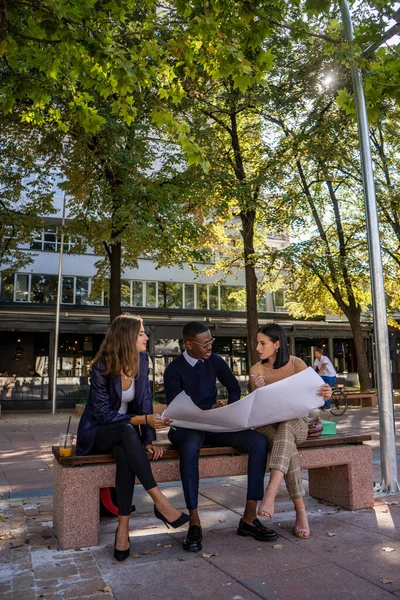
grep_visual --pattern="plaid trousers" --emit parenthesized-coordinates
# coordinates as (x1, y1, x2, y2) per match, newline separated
(256, 418, 308, 499)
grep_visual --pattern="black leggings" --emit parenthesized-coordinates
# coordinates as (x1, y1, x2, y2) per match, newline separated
(92, 422, 157, 516)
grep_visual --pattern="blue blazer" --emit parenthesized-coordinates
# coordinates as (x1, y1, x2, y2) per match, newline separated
(76, 352, 156, 455)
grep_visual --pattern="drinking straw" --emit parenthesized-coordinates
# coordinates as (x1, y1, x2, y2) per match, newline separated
(64, 416, 71, 448)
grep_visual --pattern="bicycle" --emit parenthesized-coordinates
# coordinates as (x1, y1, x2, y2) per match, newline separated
(329, 386, 348, 416)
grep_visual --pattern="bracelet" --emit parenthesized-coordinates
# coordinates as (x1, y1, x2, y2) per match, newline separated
(145, 414, 148, 425)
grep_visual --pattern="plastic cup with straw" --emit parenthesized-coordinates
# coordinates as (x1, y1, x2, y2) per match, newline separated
(59, 416, 73, 457)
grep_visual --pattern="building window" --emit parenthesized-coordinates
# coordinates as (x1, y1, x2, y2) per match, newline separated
(121, 279, 131, 307)
(184, 284, 195, 309)
(146, 282, 157, 308)
(15, 274, 29, 302)
(209, 285, 219, 310)
(158, 282, 183, 309)
(0, 273, 14, 301)
(31, 274, 58, 303)
(132, 281, 143, 307)
(75, 277, 89, 305)
(197, 284, 208, 310)
(30, 226, 80, 253)
(257, 293, 267, 312)
(274, 290, 286, 310)
(62, 277, 74, 304)
(220, 286, 245, 311)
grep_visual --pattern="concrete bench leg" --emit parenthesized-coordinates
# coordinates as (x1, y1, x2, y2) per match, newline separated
(53, 459, 115, 550)
(303, 445, 374, 510)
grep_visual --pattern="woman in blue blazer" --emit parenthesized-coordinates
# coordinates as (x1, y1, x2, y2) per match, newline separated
(76, 314, 189, 561)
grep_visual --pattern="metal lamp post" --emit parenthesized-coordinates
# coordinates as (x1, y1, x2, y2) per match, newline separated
(51, 190, 67, 415)
(339, 0, 399, 492)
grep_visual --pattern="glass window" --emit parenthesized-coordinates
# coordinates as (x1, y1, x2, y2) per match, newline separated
(76, 277, 89, 305)
(121, 279, 131, 307)
(31, 274, 58, 303)
(197, 284, 208, 309)
(257, 293, 267, 312)
(43, 226, 57, 251)
(184, 284, 195, 309)
(220, 286, 245, 311)
(146, 282, 157, 308)
(274, 290, 285, 308)
(87, 279, 103, 305)
(132, 281, 143, 307)
(209, 285, 219, 310)
(62, 277, 74, 304)
(158, 282, 183, 309)
(1, 273, 14, 301)
(15, 274, 29, 302)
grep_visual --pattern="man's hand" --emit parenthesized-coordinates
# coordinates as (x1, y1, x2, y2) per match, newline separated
(145, 445, 164, 460)
(211, 399, 227, 409)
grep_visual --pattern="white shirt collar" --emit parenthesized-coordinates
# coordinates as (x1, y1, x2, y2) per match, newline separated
(183, 349, 203, 367)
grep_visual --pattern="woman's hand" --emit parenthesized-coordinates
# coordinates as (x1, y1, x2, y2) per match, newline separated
(251, 374, 268, 389)
(211, 399, 227, 409)
(146, 413, 173, 430)
(145, 444, 164, 460)
(317, 384, 332, 400)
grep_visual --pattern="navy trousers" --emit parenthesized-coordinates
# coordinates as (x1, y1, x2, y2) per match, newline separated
(168, 427, 269, 510)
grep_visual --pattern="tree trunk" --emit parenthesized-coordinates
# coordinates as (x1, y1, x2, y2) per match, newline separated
(344, 306, 372, 390)
(109, 240, 122, 323)
(240, 209, 259, 369)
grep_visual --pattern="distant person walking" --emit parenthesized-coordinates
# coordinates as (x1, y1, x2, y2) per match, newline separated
(313, 348, 336, 410)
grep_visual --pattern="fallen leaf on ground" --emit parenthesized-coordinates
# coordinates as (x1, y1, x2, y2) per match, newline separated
(156, 543, 161, 546)
(38, 469, 46, 472)
(382, 509, 389, 513)
(202, 552, 220, 558)
(273, 544, 284, 550)
(218, 519, 226, 523)
(98, 586, 111, 593)
(0, 515, 8, 521)
(380, 579, 393, 584)
(131, 553, 140, 559)
(141, 548, 160, 555)
(163, 544, 172, 548)
(382, 547, 395, 552)
(385, 501, 399, 506)
(209, 529, 220, 534)
(221, 484, 230, 487)
(177, 557, 185, 561)
(327, 532, 336, 537)
(256, 548, 262, 551)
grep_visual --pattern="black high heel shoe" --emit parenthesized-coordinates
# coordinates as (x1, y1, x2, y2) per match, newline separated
(114, 530, 130, 562)
(154, 506, 191, 529)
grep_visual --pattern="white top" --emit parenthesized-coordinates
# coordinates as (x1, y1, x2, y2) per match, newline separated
(183, 349, 203, 367)
(314, 355, 336, 377)
(119, 379, 135, 414)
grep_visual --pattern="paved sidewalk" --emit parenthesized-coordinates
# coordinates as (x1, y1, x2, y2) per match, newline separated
(0, 407, 399, 600)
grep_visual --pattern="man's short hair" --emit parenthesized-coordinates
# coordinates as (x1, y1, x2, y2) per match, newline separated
(183, 321, 209, 340)
(314, 347, 323, 354)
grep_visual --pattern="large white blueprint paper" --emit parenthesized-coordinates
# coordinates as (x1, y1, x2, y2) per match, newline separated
(162, 367, 325, 432)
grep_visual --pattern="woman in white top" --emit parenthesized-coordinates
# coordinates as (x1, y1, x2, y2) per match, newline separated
(249, 324, 331, 539)
(76, 314, 189, 561)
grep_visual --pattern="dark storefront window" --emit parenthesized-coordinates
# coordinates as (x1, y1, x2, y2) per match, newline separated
(158, 282, 183, 309)
(76, 277, 89, 305)
(62, 277, 74, 304)
(0, 273, 14, 301)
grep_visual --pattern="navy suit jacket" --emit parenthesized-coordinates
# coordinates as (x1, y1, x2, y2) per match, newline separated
(76, 352, 156, 455)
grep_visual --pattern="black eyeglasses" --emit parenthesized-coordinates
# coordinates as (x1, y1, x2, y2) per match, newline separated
(191, 337, 215, 349)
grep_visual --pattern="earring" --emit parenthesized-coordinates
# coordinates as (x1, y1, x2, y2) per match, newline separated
(275, 348, 279, 352)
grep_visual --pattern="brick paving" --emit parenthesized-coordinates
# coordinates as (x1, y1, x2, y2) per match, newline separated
(0, 407, 399, 600)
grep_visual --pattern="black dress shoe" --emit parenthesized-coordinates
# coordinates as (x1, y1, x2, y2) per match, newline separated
(154, 506, 191, 529)
(183, 525, 202, 552)
(114, 531, 130, 562)
(237, 518, 279, 542)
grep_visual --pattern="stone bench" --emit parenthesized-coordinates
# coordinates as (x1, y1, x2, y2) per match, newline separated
(52, 433, 374, 550)
(345, 392, 378, 407)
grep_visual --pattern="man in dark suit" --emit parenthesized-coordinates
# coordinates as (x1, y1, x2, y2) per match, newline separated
(164, 321, 278, 552)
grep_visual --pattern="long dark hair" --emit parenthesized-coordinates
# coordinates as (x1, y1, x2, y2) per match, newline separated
(258, 323, 290, 369)
(93, 313, 142, 378)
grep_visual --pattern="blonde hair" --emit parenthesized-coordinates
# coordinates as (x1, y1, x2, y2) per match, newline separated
(94, 313, 143, 378)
